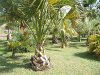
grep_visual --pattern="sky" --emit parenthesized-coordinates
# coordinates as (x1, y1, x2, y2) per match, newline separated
(96, 0, 100, 3)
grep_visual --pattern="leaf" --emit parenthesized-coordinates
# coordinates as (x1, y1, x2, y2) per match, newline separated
(65, 10, 77, 19)
(60, 5, 72, 18)
(48, 0, 60, 5)
(70, 19, 77, 28)
(64, 20, 73, 36)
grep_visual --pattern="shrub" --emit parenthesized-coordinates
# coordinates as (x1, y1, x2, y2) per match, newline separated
(88, 34, 100, 57)
(7, 30, 35, 57)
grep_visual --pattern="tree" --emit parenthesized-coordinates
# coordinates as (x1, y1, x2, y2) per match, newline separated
(0, 0, 25, 57)
(59, 0, 79, 47)
(18, 0, 60, 70)
(83, 0, 96, 8)
(22, 0, 79, 70)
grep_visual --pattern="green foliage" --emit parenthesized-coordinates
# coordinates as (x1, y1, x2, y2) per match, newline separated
(83, 0, 96, 7)
(88, 34, 100, 57)
(76, 19, 89, 36)
(60, 29, 67, 48)
(7, 30, 35, 53)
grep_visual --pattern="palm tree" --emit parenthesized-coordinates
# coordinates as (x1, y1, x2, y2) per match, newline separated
(58, 0, 79, 48)
(18, 0, 60, 70)
(22, 0, 79, 70)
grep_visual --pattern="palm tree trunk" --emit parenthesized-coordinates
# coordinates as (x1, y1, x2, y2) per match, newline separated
(52, 35, 58, 44)
(35, 43, 44, 56)
(7, 28, 12, 41)
(19, 20, 25, 34)
(78, 33, 81, 42)
(12, 49, 16, 58)
(61, 43, 66, 48)
(30, 43, 51, 71)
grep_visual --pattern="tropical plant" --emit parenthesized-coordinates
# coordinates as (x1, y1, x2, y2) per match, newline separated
(19, 0, 58, 70)
(59, 0, 79, 47)
(60, 29, 67, 48)
(24, 0, 79, 70)
(88, 34, 100, 57)
(51, 27, 59, 44)
(50, 11, 62, 44)
(7, 27, 34, 57)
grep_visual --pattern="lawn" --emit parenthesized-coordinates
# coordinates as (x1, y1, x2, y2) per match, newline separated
(0, 40, 100, 75)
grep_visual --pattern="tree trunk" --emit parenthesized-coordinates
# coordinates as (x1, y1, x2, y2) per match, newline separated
(78, 33, 81, 42)
(35, 43, 44, 55)
(30, 43, 51, 71)
(7, 28, 12, 41)
(19, 20, 26, 34)
(52, 35, 58, 44)
(61, 43, 66, 48)
(12, 49, 16, 58)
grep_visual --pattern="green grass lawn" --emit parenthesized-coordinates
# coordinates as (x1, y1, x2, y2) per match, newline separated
(0, 40, 100, 75)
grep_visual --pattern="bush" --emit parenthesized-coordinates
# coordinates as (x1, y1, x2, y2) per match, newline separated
(7, 31, 35, 53)
(88, 34, 100, 57)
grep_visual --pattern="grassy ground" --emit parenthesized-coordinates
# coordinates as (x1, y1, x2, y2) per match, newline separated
(0, 40, 100, 75)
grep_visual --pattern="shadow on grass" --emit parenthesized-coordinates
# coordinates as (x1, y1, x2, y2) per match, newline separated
(0, 56, 22, 73)
(0, 55, 31, 73)
(68, 42, 87, 49)
(0, 40, 32, 73)
(0, 40, 7, 45)
(74, 51, 100, 62)
(0, 46, 8, 56)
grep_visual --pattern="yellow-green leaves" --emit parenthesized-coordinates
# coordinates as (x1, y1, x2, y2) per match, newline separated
(60, 5, 72, 18)
(48, 0, 60, 5)
(64, 20, 78, 37)
(88, 34, 100, 56)
(88, 34, 97, 42)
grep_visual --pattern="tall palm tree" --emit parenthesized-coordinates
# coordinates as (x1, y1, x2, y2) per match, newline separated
(48, 0, 79, 48)
(18, 0, 60, 70)
(58, 0, 79, 48)
(22, 0, 79, 70)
